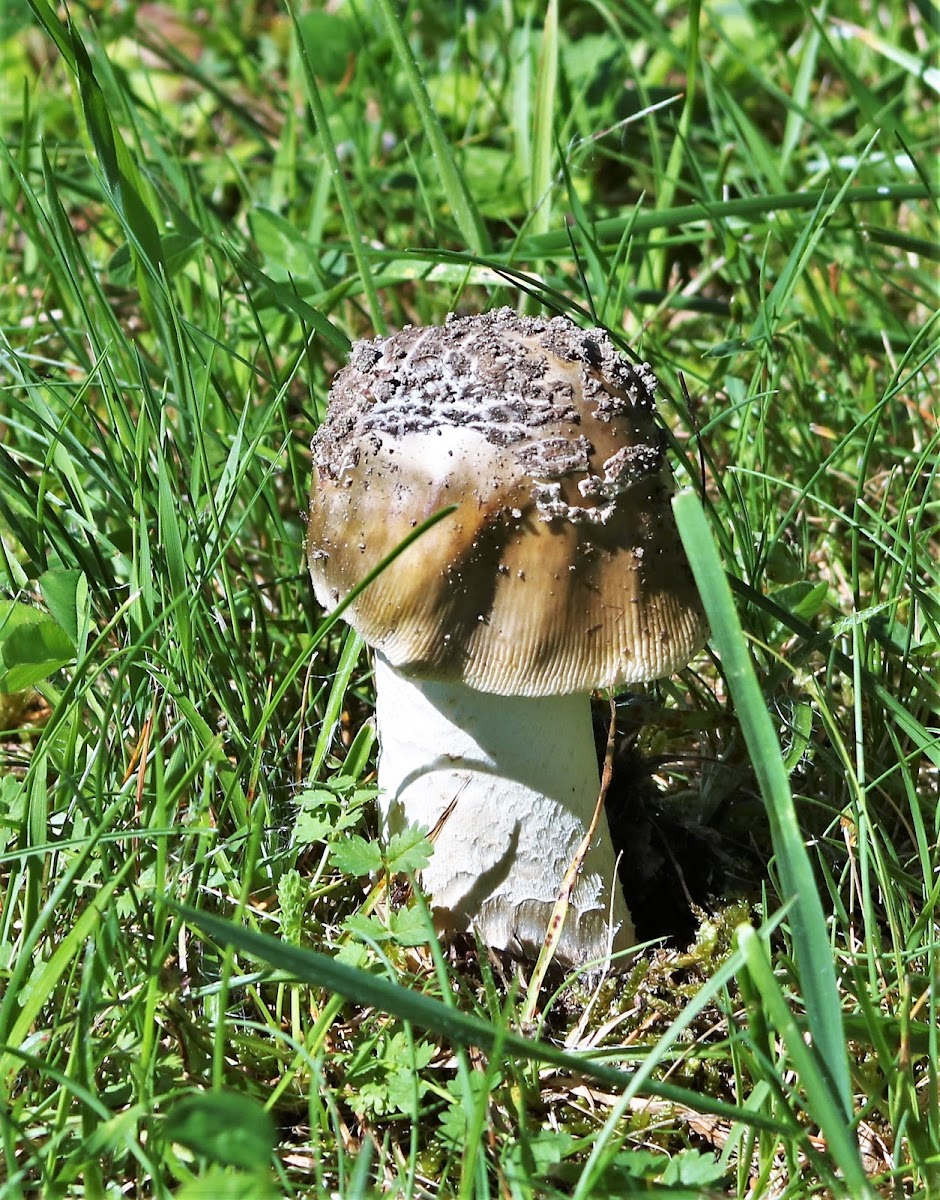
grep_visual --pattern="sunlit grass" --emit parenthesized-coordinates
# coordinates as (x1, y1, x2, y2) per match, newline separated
(0, 0, 937, 1195)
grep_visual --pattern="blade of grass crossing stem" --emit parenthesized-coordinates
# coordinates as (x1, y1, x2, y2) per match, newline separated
(737, 925, 873, 1198)
(672, 490, 853, 1117)
(522, 700, 616, 1022)
(166, 902, 795, 1133)
(372, 0, 490, 256)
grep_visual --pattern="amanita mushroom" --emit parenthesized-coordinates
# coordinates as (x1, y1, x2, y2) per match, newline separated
(307, 308, 706, 968)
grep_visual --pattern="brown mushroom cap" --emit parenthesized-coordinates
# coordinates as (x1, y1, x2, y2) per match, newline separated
(308, 308, 706, 696)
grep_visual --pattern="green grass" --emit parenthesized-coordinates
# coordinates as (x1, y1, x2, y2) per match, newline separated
(0, 0, 937, 1196)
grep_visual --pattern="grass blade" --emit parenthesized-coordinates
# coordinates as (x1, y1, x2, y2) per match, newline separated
(672, 489, 854, 1118)
(529, 0, 558, 241)
(372, 0, 490, 256)
(737, 925, 874, 1197)
(166, 897, 794, 1135)
(520, 182, 931, 253)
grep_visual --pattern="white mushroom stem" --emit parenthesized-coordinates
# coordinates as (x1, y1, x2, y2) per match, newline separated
(373, 652, 635, 968)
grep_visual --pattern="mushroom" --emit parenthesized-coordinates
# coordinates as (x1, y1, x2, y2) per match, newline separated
(307, 308, 706, 968)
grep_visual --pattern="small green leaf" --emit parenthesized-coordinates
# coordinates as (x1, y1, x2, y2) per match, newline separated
(334, 941, 370, 969)
(250, 208, 321, 281)
(383, 1043, 434, 1113)
(174, 1166, 279, 1200)
(343, 907, 431, 948)
(344, 912, 395, 943)
(0, 775, 26, 821)
(329, 836, 382, 877)
(0, 603, 74, 693)
(335, 794, 374, 832)
(296, 11, 357, 83)
(661, 1149, 726, 1187)
(385, 825, 432, 875)
(389, 906, 432, 947)
(504, 1129, 575, 1179)
(293, 810, 334, 845)
(771, 580, 829, 622)
(0, 600, 42, 636)
(296, 786, 337, 809)
(39, 569, 85, 646)
(163, 1092, 275, 1171)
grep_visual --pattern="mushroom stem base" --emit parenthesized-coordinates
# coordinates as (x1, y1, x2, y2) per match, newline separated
(373, 653, 635, 968)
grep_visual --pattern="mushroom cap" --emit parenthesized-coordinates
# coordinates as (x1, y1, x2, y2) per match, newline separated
(307, 308, 706, 696)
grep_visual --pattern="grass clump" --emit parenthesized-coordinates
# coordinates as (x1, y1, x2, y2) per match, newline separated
(0, 0, 937, 1196)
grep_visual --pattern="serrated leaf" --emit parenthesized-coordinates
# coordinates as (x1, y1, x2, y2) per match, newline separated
(343, 912, 393, 943)
(385, 825, 432, 875)
(439, 1070, 500, 1149)
(334, 807, 368, 833)
(174, 1165, 279, 1200)
(163, 1092, 275, 1171)
(297, 787, 337, 810)
(661, 1149, 726, 1187)
(329, 836, 382, 877)
(384, 1067, 428, 1115)
(389, 906, 432, 947)
(293, 810, 334, 845)
(330, 775, 364, 796)
(343, 907, 431, 948)
(334, 941, 370, 969)
(505, 1129, 575, 1176)
(610, 1148, 663, 1179)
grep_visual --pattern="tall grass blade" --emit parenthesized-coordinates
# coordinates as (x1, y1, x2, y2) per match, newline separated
(672, 490, 854, 1117)
(371, 0, 490, 256)
(737, 925, 874, 1197)
(167, 900, 794, 1134)
(529, 0, 558, 241)
(521, 183, 931, 253)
